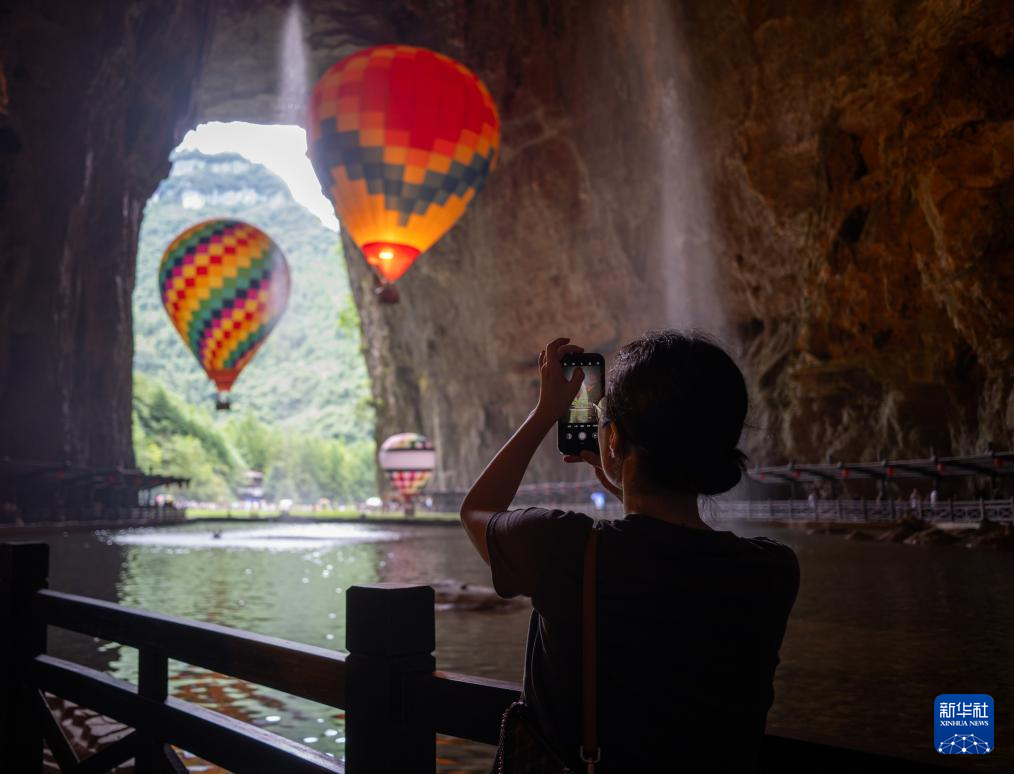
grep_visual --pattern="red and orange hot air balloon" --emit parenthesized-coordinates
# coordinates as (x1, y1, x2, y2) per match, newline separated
(308, 45, 500, 298)
(159, 219, 291, 410)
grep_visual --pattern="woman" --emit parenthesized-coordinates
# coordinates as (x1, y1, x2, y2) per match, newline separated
(460, 331, 799, 772)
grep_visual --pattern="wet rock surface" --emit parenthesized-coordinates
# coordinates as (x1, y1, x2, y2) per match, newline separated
(681, 1, 1014, 464)
(431, 579, 528, 610)
(1, 2, 1012, 484)
(844, 529, 875, 542)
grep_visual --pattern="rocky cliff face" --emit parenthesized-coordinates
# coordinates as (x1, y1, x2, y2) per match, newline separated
(680, 0, 1014, 467)
(0, 1, 210, 467)
(2, 1, 1011, 486)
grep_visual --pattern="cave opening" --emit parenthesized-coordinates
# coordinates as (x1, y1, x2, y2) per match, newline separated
(132, 121, 376, 509)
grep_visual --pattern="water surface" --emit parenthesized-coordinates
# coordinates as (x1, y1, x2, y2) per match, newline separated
(38, 520, 1011, 770)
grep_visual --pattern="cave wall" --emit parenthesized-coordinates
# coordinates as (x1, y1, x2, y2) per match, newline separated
(333, 0, 727, 489)
(336, 0, 1014, 486)
(0, 1, 211, 467)
(1, 0, 1012, 488)
(679, 0, 1014, 466)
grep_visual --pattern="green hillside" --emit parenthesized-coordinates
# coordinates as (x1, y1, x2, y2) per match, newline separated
(133, 372, 374, 503)
(132, 149, 376, 500)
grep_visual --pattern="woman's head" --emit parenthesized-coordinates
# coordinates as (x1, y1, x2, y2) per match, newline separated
(598, 330, 748, 496)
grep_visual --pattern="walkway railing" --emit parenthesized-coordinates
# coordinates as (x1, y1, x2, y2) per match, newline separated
(431, 486, 1014, 525)
(0, 543, 953, 772)
(716, 498, 1014, 523)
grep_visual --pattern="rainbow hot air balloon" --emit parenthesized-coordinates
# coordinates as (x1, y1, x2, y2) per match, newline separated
(378, 432, 435, 515)
(158, 219, 291, 409)
(308, 45, 501, 294)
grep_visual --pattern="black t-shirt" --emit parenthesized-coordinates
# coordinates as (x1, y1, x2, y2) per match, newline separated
(486, 507, 799, 773)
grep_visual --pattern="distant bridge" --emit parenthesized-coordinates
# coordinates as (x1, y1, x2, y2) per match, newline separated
(716, 497, 1013, 524)
(429, 486, 1014, 524)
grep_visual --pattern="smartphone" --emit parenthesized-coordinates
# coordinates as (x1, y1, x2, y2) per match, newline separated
(557, 353, 605, 455)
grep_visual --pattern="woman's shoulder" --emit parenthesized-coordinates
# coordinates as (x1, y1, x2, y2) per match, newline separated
(733, 535, 800, 586)
(487, 506, 593, 545)
(736, 534, 796, 555)
(734, 534, 798, 561)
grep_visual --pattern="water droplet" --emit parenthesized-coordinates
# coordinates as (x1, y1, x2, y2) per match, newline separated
(303, 736, 318, 744)
(244, 568, 253, 575)
(301, 577, 310, 584)
(325, 633, 334, 640)
(265, 715, 281, 723)
(316, 718, 325, 724)
(324, 729, 338, 737)
(328, 613, 336, 619)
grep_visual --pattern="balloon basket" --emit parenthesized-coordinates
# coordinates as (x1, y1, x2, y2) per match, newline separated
(374, 282, 400, 304)
(402, 495, 415, 518)
(215, 393, 231, 411)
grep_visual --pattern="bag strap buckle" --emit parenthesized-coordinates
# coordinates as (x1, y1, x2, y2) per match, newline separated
(580, 745, 601, 763)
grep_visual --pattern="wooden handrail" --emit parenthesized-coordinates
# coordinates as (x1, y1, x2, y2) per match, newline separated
(36, 589, 347, 708)
(33, 655, 340, 773)
(408, 671, 521, 745)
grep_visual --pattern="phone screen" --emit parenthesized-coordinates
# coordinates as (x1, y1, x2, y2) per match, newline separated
(563, 363, 604, 423)
(558, 354, 605, 454)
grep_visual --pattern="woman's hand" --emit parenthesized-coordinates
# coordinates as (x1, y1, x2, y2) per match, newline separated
(564, 449, 624, 502)
(535, 337, 585, 420)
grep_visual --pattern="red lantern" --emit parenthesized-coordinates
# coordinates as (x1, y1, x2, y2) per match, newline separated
(885, 466, 895, 478)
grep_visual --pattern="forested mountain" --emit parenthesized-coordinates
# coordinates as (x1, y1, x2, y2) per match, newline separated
(132, 150, 375, 501)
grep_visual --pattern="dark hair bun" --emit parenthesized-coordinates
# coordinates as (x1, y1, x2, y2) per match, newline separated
(685, 447, 747, 496)
(603, 330, 748, 496)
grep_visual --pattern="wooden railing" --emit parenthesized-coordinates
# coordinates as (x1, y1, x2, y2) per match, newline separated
(0, 542, 956, 772)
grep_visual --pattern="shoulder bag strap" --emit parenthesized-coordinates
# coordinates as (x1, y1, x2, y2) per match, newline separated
(581, 524, 600, 772)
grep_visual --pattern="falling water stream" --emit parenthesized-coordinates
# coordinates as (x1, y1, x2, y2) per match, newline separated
(278, 2, 309, 125)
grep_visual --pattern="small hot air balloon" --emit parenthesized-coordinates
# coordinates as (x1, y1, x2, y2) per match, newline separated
(308, 45, 501, 299)
(158, 219, 291, 410)
(378, 432, 435, 516)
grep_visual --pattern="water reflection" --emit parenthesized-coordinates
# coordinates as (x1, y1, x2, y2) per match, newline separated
(39, 521, 1014, 771)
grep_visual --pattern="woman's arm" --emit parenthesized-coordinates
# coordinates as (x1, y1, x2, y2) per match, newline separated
(459, 338, 584, 563)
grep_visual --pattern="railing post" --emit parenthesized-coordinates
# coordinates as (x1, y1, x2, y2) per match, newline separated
(345, 583, 436, 773)
(136, 648, 169, 772)
(0, 542, 49, 772)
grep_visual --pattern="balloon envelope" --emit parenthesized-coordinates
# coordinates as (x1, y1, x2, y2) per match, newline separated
(378, 432, 435, 497)
(308, 44, 501, 283)
(158, 219, 291, 394)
